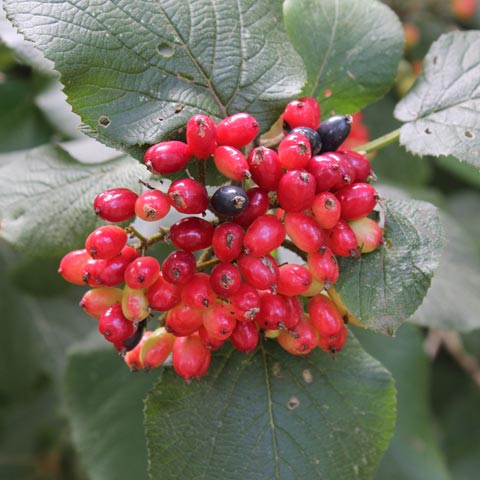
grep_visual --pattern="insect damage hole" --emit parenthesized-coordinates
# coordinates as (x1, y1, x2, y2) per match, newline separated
(157, 43, 174, 58)
(465, 130, 474, 139)
(287, 396, 300, 410)
(98, 115, 111, 128)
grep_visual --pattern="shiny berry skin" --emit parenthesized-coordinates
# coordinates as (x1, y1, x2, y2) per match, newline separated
(290, 127, 322, 156)
(198, 325, 226, 351)
(181, 273, 216, 310)
(168, 178, 209, 214)
(94, 188, 138, 223)
(209, 262, 242, 298)
(212, 222, 244, 262)
(143, 141, 191, 175)
(283, 295, 303, 330)
(81, 258, 107, 287)
(277, 170, 316, 212)
(311, 192, 341, 229)
(210, 185, 249, 216)
(203, 303, 237, 340)
(317, 114, 353, 153)
(308, 294, 344, 338)
(338, 149, 374, 183)
(213, 145, 250, 181)
(161, 250, 196, 285)
(98, 304, 136, 344)
(277, 316, 319, 355)
(124, 256, 160, 289)
(237, 252, 279, 291)
(186, 114, 217, 159)
(328, 219, 360, 258)
(216, 113, 259, 148)
(306, 153, 342, 192)
(80, 287, 123, 319)
(147, 272, 182, 311)
(58, 249, 91, 285)
(330, 152, 357, 191)
(139, 327, 175, 370)
(307, 248, 339, 288)
(233, 187, 270, 227)
(256, 293, 288, 330)
(165, 303, 204, 336)
(85, 225, 127, 260)
(229, 283, 261, 322)
(121, 285, 150, 323)
(318, 323, 347, 355)
(230, 321, 259, 353)
(277, 264, 312, 296)
(243, 214, 286, 256)
(172, 334, 211, 381)
(335, 183, 378, 221)
(169, 217, 214, 251)
(284, 212, 327, 253)
(278, 132, 312, 170)
(247, 147, 283, 191)
(135, 190, 170, 221)
(282, 97, 320, 130)
(348, 217, 383, 253)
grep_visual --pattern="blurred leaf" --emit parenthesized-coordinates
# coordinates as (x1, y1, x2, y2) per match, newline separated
(0, 144, 148, 256)
(412, 213, 480, 332)
(4, 0, 306, 156)
(145, 339, 395, 480)
(435, 156, 480, 189)
(336, 199, 443, 335)
(395, 31, 480, 167)
(355, 324, 451, 480)
(65, 336, 157, 480)
(448, 191, 480, 254)
(283, 0, 403, 116)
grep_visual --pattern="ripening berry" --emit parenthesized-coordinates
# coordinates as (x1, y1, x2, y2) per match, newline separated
(328, 219, 360, 258)
(124, 331, 152, 371)
(317, 114, 352, 153)
(282, 97, 321, 130)
(216, 113, 259, 148)
(186, 114, 217, 159)
(212, 222, 244, 262)
(318, 323, 348, 355)
(247, 146, 283, 191)
(139, 327, 175, 370)
(307, 247, 339, 288)
(172, 334, 211, 381)
(121, 285, 150, 323)
(135, 189, 170, 221)
(82, 258, 108, 287)
(283, 295, 303, 330)
(58, 249, 91, 285)
(290, 127, 322, 156)
(277, 315, 319, 355)
(198, 325, 226, 351)
(233, 187, 270, 228)
(277, 263, 312, 296)
(210, 185, 249, 216)
(165, 303, 204, 337)
(284, 212, 327, 253)
(85, 225, 127, 260)
(243, 214, 286, 256)
(80, 287, 123, 319)
(181, 273, 216, 310)
(229, 283, 261, 322)
(338, 149, 375, 183)
(143, 141, 191, 175)
(230, 321, 259, 353)
(169, 217, 214, 252)
(147, 272, 182, 311)
(278, 132, 312, 170)
(335, 183, 378, 221)
(202, 303, 237, 340)
(124, 256, 160, 289)
(168, 178, 209, 214)
(277, 170, 316, 212)
(93, 188, 138, 223)
(308, 294, 344, 339)
(98, 304, 136, 344)
(311, 192, 341, 230)
(256, 293, 289, 330)
(348, 217, 383, 253)
(306, 153, 342, 192)
(161, 250, 196, 285)
(237, 252, 279, 291)
(213, 145, 250, 181)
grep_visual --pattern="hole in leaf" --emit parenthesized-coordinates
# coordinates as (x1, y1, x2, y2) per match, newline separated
(324, 89, 332, 98)
(465, 130, 474, 139)
(175, 104, 184, 114)
(433, 56, 438, 65)
(288, 396, 300, 410)
(177, 72, 195, 82)
(157, 43, 174, 58)
(158, 117, 164, 122)
(98, 115, 111, 128)
(424, 128, 432, 134)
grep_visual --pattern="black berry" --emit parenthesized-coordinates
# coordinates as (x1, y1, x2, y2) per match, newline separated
(290, 126, 322, 155)
(211, 185, 249, 216)
(316, 114, 352, 153)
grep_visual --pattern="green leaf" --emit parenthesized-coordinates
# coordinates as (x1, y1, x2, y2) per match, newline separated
(411, 213, 480, 332)
(283, 0, 403, 115)
(0, 143, 148, 256)
(65, 337, 157, 480)
(145, 338, 395, 480)
(355, 324, 451, 480)
(395, 31, 480, 167)
(4, 0, 306, 154)
(335, 199, 443, 335)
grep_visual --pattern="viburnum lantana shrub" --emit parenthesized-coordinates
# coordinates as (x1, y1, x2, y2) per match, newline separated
(2, 0, 480, 478)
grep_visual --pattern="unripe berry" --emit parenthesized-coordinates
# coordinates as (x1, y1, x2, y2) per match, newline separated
(311, 192, 341, 230)
(278, 132, 312, 170)
(80, 287, 123, 319)
(209, 262, 242, 298)
(328, 219, 360, 258)
(229, 283, 261, 322)
(307, 247, 339, 288)
(348, 217, 383, 253)
(165, 303, 204, 336)
(181, 273, 216, 310)
(202, 303, 237, 340)
(121, 285, 150, 323)
(139, 327, 175, 370)
(318, 323, 348, 355)
(233, 187, 269, 227)
(237, 252, 279, 291)
(124, 331, 151, 371)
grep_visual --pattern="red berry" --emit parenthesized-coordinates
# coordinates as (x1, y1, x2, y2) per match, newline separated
(85, 225, 127, 260)
(212, 222, 244, 262)
(58, 249, 91, 285)
(198, 325, 225, 351)
(278, 132, 312, 170)
(311, 192, 341, 229)
(181, 273, 216, 310)
(165, 303, 204, 336)
(283, 97, 320, 130)
(161, 250, 196, 285)
(143, 141, 191, 175)
(209, 262, 242, 298)
(229, 283, 261, 322)
(308, 294, 344, 338)
(168, 178, 209, 214)
(124, 331, 151, 371)
(82, 258, 107, 287)
(256, 293, 289, 330)
(172, 334, 211, 381)
(124, 256, 160, 289)
(243, 214, 286, 256)
(277, 170, 316, 212)
(348, 217, 383, 253)
(186, 114, 217, 159)
(237, 252, 279, 291)
(307, 248, 339, 288)
(80, 287, 123, 319)
(216, 113, 259, 148)
(213, 145, 250, 181)
(284, 212, 327, 253)
(233, 187, 269, 228)
(230, 321, 259, 353)
(97, 246, 139, 287)
(277, 315, 319, 355)
(335, 183, 378, 221)
(98, 304, 136, 344)
(147, 272, 182, 311)
(328, 219, 360, 258)
(318, 323, 348, 355)
(93, 188, 138, 223)
(330, 152, 357, 191)
(169, 217, 214, 251)
(135, 190, 170, 221)
(247, 147, 283, 191)
(306, 153, 342, 192)
(277, 264, 312, 296)
(283, 295, 303, 330)
(139, 327, 175, 370)
(338, 149, 375, 183)
(202, 303, 237, 340)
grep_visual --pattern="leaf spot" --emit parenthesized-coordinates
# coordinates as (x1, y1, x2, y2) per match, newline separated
(324, 89, 332, 98)
(175, 104, 185, 114)
(98, 115, 111, 128)
(465, 130, 474, 139)
(302, 369, 313, 384)
(433, 56, 437, 65)
(287, 396, 300, 410)
(157, 43, 174, 58)
(424, 127, 432, 134)
(177, 72, 194, 83)
(272, 362, 282, 378)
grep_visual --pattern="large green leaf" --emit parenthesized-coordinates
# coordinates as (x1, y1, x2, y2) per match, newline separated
(65, 337, 157, 480)
(145, 338, 395, 480)
(395, 31, 480, 167)
(283, 0, 403, 116)
(355, 324, 451, 480)
(0, 143, 148, 256)
(335, 199, 443, 335)
(4, 0, 306, 154)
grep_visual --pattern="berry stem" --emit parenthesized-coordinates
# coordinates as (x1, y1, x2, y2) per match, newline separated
(353, 128, 401, 154)
(196, 257, 220, 271)
(125, 226, 148, 243)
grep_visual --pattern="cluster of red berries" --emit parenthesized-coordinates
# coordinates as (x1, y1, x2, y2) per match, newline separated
(58, 96, 383, 381)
